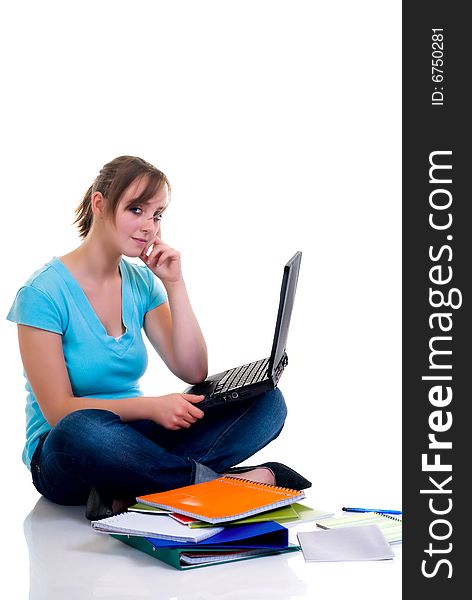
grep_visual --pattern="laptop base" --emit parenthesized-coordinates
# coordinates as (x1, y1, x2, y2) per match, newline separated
(184, 362, 275, 411)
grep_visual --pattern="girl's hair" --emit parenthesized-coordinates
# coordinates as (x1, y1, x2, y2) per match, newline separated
(74, 156, 171, 239)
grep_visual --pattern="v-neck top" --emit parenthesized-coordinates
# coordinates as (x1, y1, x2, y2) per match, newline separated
(7, 256, 167, 468)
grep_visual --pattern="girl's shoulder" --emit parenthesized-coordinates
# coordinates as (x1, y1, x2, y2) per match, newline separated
(23, 258, 60, 288)
(20, 257, 71, 298)
(7, 258, 68, 333)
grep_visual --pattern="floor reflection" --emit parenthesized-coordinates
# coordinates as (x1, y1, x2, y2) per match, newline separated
(24, 497, 308, 600)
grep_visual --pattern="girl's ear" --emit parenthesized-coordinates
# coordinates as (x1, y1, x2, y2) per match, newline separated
(91, 191, 106, 217)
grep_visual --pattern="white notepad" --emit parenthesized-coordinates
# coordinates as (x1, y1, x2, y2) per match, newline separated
(297, 525, 395, 562)
(91, 512, 223, 542)
(316, 512, 402, 544)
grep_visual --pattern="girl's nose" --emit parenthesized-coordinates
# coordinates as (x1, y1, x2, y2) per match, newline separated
(140, 216, 155, 232)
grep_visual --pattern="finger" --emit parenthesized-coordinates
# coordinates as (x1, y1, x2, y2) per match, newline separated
(150, 235, 166, 248)
(182, 394, 205, 403)
(181, 395, 205, 419)
(185, 399, 204, 417)
(143, 237, 156, 257)
(144, 238, 166, 259)
(146, 245, 173, 269)
(188, 405, 204, 419)
(143, 235, 166, 259)
(139, 247, 153, 264)
(152, 248, 178, 269)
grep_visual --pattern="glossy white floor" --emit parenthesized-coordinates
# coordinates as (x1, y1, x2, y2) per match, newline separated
(4, 477, 401, 600)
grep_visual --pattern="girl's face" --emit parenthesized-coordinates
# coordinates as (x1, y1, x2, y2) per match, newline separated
(109, 177, 169, 257)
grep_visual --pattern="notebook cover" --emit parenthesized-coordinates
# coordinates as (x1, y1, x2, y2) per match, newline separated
(145, 521, 288, 549)
(297, 525, 395, 561)
(291, 503, 335, 523)
(113, 534, 300, 570)
(188, 504, 298, 528)
(91, 512, 223, 542)
(179, 548, 284, 566)
(170, 513, 200, 525)
(136, 476, 305, 524)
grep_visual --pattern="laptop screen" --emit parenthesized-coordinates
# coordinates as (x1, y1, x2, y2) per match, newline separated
(268, 251, 302, 380)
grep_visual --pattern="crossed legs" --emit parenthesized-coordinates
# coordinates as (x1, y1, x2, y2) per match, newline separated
(31, 388, 287, 505)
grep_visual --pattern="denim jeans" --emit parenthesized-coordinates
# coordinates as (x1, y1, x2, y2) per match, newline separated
(30, 388, 287, 505)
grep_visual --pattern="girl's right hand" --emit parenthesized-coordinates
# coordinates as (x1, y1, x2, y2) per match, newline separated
(152, 393, 205, 430)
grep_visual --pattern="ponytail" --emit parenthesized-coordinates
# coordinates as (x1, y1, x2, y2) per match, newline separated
(74, 185, 94, 239)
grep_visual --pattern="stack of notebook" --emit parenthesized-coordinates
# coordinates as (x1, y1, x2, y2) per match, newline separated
(91, 476, 330, 569)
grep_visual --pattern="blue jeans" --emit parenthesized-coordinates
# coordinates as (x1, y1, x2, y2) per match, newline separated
(30, 389, 287, 505)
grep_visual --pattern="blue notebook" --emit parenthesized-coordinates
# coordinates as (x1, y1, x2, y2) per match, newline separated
(144, 520, 288, 549)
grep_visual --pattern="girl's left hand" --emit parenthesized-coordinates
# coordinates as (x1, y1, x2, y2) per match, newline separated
(139, 234, 182, 284)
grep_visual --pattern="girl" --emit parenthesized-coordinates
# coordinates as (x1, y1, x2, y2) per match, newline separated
(7, 156, 310, 519)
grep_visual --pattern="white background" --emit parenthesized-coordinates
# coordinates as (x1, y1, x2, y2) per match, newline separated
(0, 1, 401, 598)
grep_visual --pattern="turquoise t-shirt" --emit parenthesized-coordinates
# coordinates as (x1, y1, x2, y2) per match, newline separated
(6, 257, 168, 469)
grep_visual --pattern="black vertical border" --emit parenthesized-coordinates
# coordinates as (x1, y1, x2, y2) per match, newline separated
(403, 2, 470, 594)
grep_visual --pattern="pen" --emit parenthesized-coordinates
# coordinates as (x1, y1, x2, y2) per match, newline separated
(342, 507, 402, 515)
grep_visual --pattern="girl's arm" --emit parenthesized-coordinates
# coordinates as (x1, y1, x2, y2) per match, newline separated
(144, 285, 208, 384)
(17, 325, 204, 429)
(141, 237, 208, 384)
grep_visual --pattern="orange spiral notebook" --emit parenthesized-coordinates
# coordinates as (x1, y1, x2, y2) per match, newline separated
(136, 476, 305, 524)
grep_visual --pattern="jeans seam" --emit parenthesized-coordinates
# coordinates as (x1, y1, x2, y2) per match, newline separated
(189, 457, 196, 484)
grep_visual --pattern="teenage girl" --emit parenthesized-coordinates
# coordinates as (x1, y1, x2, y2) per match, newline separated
(7, 156, 310, 518)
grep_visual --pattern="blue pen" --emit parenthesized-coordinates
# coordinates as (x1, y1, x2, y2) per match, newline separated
(342, 507, 402, 515)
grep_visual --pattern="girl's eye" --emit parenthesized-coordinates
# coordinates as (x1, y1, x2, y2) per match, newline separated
(129, 206, 162, 222)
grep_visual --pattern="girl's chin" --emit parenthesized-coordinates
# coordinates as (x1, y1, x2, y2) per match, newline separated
(122, 249, 145, 259)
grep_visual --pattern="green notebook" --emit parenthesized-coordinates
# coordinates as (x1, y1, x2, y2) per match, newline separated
(189, 504, 298, 527)
(189, 503, 333, 528)
(128, 503, 169, 514)
(113, 534, 301, 569)
(291, 504, 335, 523)
(316, 512, 402, 544)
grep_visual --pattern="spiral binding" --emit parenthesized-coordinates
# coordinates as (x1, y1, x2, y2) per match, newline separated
(374, 511, 402, 522)
(221, 475, 300, 495)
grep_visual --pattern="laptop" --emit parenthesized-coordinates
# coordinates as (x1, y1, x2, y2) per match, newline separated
(184, 251, 302, 410)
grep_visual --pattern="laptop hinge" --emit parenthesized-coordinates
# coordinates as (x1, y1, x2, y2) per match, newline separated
(273, 353, 288, 384)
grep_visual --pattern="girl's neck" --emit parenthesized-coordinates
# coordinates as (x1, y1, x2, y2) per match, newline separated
(61, 233, 122, 283)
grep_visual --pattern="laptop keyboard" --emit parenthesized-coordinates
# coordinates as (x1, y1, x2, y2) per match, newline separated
(213, 357, 270, 396)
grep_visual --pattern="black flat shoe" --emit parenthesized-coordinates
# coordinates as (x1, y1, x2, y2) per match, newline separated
(85, 487, 114, 521)
(225, 461, 312, 490)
